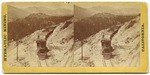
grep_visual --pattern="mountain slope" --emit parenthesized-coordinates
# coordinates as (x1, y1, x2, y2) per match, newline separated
(8, 5, 29, 22)
(74, 5, 95, 19)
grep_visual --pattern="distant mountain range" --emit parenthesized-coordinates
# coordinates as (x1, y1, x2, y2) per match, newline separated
(74, 5, 139, 20)
(24, 6, 73, 16)
(8, 5, 73, 22)
(8, 5, 29, 22)
(74, 5, 96, 19)
(91, 6, 140, 16)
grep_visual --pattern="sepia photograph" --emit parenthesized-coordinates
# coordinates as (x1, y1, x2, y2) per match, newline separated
(7, 3, 141, 67)
(7, 3, 74, 67)
(74, 4, 140, 67)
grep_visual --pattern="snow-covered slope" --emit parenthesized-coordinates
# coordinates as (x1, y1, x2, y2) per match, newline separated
(7, 16, 140, 67)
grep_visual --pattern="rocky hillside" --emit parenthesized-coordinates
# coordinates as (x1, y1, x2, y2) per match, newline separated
(111, 16, 140, 66)
(7, 14, 140, 67)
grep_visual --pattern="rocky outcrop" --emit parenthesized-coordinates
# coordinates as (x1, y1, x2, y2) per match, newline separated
(111, 16, 140, 67)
